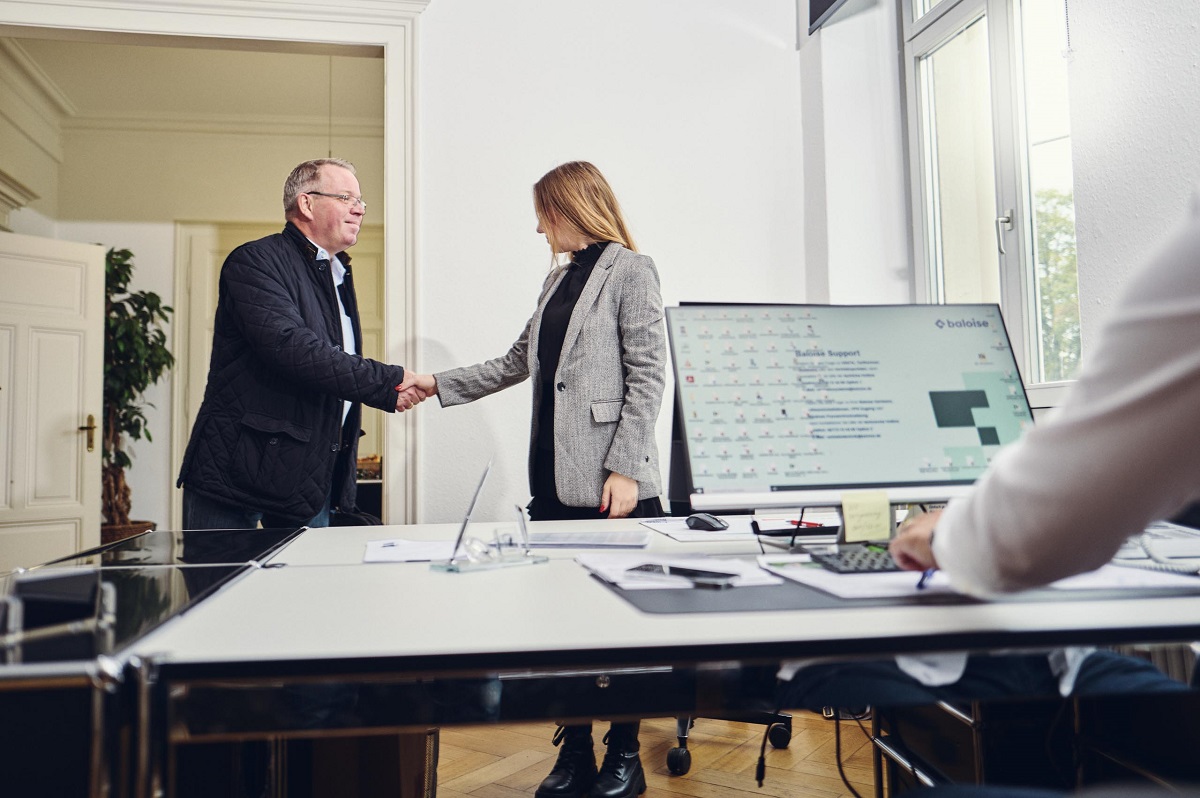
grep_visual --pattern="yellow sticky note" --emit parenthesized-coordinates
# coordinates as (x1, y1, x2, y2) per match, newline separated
(840, 491, 892, 543)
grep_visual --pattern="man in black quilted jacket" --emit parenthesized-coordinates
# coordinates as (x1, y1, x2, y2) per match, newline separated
(177, 158, 425, 529)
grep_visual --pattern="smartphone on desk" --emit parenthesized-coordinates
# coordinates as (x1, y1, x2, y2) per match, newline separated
(626, 563, 738, 589)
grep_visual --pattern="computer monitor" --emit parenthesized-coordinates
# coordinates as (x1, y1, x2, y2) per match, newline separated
(665, 303, 1034, 511)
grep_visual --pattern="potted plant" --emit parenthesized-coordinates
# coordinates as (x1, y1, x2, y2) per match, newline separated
(101, 247, 174, 542)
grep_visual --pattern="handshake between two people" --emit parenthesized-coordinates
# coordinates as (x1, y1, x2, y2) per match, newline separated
(395, 371, 438, 412)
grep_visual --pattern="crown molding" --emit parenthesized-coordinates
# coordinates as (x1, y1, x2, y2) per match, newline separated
(0, 0, 430, 27)
(62, 110, 384, 138)
(0, 168, 38, 231)
(0, 38, 76, 117)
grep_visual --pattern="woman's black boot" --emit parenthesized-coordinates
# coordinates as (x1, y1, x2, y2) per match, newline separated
(591, 722, 646, 798)
(535, 724, 596, 798)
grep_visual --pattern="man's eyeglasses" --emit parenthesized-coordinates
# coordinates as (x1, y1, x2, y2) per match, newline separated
(306, 191, 367, 210)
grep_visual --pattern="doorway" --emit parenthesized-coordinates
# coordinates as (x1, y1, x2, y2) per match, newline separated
(0, 3, 422, 530)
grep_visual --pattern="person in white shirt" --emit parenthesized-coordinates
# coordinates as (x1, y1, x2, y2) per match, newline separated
(891, 188, 1200, 595)
(778, 191, 1200, 714)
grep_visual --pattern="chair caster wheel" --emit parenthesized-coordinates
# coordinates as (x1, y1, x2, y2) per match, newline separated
(767, 722, 791, 749)
(667, 746, 691, 775)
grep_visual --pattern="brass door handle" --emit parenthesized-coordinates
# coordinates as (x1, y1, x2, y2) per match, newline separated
(78, 414, 96, 452)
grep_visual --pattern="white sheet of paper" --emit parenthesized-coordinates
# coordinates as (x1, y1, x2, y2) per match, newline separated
(759, 555, 1200, 599)
(528, 530, 650, 548)
(1049, 564, 1200, 590)
(758, 554, 948, 598)
(364, 539, 455, 563)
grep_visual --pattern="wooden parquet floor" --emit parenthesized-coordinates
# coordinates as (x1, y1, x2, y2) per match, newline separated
(437, 714, 875, 798)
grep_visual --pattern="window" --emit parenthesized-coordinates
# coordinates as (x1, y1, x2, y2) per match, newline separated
(1020, 0, 1079, 383)
(902, 0, 1079, 395)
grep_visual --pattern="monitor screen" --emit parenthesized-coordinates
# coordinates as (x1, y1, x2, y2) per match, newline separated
(666, 303, 1034, 511)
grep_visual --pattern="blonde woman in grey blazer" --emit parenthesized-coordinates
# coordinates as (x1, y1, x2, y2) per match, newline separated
(406, 162, 664, 798)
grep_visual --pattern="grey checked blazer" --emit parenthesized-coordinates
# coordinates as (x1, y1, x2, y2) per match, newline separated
(435, 243, 665, 507)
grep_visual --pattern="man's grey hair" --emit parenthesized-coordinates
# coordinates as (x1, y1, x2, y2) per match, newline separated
(283, 158, 356, 218)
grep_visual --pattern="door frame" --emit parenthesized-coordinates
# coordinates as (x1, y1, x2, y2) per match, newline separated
(0, 0, 428, 526)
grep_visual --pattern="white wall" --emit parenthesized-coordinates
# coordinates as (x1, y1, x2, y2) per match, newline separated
(416, 0, 805, 521)
(817, 4, 910, 304)
(1068, 1, 1200, 346)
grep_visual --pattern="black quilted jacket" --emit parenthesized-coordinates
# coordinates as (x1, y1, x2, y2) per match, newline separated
(177, 223, 405, 521)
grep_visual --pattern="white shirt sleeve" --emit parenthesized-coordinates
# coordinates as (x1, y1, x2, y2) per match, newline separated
(933, 192, 1200, 596)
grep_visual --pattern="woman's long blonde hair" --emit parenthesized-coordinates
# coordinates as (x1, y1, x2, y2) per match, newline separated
(533, 161, 637, 259)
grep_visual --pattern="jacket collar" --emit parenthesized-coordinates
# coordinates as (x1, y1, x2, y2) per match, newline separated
(283, 221, 353, 268)
(556, 242, 621, 365)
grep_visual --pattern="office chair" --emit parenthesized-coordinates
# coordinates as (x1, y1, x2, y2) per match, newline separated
(660, 657, 794, 775)
(666, 711, 792, 775)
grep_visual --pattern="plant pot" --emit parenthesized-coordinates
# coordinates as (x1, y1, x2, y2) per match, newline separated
(101, 520, 156, 545)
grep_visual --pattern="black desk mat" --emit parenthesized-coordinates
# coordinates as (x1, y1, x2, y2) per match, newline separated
(600, 575, 1200, 614)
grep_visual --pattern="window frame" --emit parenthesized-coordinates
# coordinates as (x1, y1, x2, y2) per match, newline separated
(900, 0, 1073, 407)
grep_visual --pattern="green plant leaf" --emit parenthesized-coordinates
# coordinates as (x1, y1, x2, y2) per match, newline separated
(102, 247, 175, 525)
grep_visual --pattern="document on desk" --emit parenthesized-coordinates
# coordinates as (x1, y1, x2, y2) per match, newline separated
(759, 555, 1200, 599)
(758, 554, 955, 598)
(528, 530, 650, 548)
(638, 517, 757, 543)
(577, 552, 783, 590)
(1048, 564, 1200, 590)
(364, 539, 455, 563)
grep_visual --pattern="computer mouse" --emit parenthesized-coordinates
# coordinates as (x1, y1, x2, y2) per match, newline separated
(686, 512, 729, 531)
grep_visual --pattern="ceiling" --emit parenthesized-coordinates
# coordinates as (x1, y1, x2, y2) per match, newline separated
(10, 35, 384, 123)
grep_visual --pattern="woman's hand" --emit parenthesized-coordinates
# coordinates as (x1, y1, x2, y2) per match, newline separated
(888, 509, 942, 571)
(601, 472, 639, 518)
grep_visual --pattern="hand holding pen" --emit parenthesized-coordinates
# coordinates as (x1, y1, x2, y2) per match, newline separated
(889, 508, 942, 572)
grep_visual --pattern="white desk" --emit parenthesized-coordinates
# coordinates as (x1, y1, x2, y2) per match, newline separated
(132, 519, 1200, 669)
(120, 519, 1200, 794)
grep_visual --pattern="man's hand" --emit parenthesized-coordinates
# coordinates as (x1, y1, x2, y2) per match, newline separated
(396, 388, 424, 411)
(888, 509, 942, 571)
(600, 472, 639, 519)
(395, 372, 436, 412)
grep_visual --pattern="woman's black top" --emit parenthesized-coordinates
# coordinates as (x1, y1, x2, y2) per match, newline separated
(536, 241, 606, 402)
(531, 242, 606, 509)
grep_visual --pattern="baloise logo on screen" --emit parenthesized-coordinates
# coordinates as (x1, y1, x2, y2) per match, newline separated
(935, 317, 990, 330)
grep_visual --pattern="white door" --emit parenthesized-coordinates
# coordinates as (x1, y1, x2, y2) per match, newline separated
(0, 232, 105, 570)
